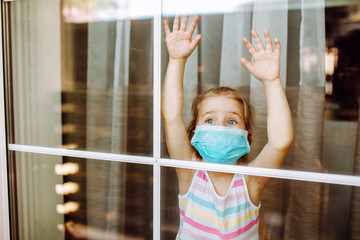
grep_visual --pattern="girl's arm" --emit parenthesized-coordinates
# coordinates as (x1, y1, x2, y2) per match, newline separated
(162, 16, 201, 191)
(240, 29, 294, 204)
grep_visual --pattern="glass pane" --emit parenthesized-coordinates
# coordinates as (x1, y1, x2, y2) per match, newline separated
(12, 152, 153, 240)
(9, 0, 153, 156)
(160, 0, 360, 176)
(161, 166, 360, 239)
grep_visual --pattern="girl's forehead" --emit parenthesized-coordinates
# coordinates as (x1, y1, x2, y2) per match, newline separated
(198, 96, 244, 114)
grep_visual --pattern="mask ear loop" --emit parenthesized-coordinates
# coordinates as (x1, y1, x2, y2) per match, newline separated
(190, 129, 201, 160)
(191, 130, 195, 138)
(247, 132, 252, 145)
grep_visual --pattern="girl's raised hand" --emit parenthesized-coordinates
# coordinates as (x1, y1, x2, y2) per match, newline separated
(240, 29, 281, 83)
(164, 16, 202, 60)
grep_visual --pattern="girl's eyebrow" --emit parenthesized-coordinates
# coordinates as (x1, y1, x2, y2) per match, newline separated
(227, 112, 243, 119)
(199, 111, 215, 118)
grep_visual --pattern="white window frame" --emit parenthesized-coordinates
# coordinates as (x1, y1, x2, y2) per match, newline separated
(1, 0, 360, 239)
(0, 3, 10, 236)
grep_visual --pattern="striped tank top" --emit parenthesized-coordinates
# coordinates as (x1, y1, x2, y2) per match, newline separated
(177, 170, 260, 240)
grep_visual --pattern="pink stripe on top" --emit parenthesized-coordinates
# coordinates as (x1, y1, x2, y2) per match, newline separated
(232, 179, 244, 188)
(182, 212, 259, 240)
(197, 170, 208, 181)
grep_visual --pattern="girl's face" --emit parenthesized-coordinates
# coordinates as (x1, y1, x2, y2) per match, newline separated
(196, 96, 246, 130)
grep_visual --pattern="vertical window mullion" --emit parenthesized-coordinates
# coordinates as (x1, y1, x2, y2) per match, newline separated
(1, 1, 13, 239)
(153, 0, 162, 238)
(0, 7, 10, 238)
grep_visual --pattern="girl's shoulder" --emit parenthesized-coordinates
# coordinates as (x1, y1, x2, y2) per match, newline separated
(176, 168, 197, 195)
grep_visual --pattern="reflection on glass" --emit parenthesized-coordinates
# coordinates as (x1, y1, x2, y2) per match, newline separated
(56, 201, 80, 215)
(62, 0, 156, 22)
(56, 182, 80, 195)
(14, 153, 153, 240)
(10, 0, 153, 156)
(55, 162, 79, 175)
(161, 166, 360, 240)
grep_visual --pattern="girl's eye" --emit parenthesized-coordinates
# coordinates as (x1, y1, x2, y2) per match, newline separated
(227, 120, 237, 125)
(205, 119, 215, 124)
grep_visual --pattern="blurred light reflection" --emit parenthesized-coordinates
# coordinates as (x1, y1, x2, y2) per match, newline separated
(56, 182, 80, 195)
(325, 47, 338, 76)
(57, 223, 65, 232)
(55, 162, 79, 175)
(56, 201, 80, 214)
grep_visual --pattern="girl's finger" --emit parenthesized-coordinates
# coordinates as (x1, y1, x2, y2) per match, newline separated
(187, 16, 199, 35)
(264, 29, 273, 51)
(164, 19, 171, 36)
(240, 57, 253, 73)
(274, 38, 281, 58)
(180, 16, 189, 31)
(173, 15, 180, 31)
(251, 29, 264, 51)
(242, 37, 256, 56)
(190, 34, 202, 50)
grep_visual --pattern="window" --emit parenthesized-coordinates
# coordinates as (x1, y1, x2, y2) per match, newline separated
(1, 0, 360, 239)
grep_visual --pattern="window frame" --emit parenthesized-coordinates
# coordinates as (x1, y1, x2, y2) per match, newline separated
(0, 9, 10, 240)
(0, 1, 11, 239)
(1, 0, 360, 239)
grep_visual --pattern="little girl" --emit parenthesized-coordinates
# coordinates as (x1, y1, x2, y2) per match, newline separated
(162, 16, 293, 239)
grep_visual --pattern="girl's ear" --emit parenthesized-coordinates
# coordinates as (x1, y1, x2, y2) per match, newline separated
(247, 132, 252, 145)
(191, 130, 195, 138)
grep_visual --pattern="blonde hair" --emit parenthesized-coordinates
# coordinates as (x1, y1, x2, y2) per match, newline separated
(186, 86, 254, 162)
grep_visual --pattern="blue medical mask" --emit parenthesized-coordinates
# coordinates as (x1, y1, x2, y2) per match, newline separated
(191, 125, 250, 165)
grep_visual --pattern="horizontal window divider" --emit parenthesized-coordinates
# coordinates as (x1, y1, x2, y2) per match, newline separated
(8, 144, 155, 165)
(157, 158, 360, 187)
(8, 144, 360, 187)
